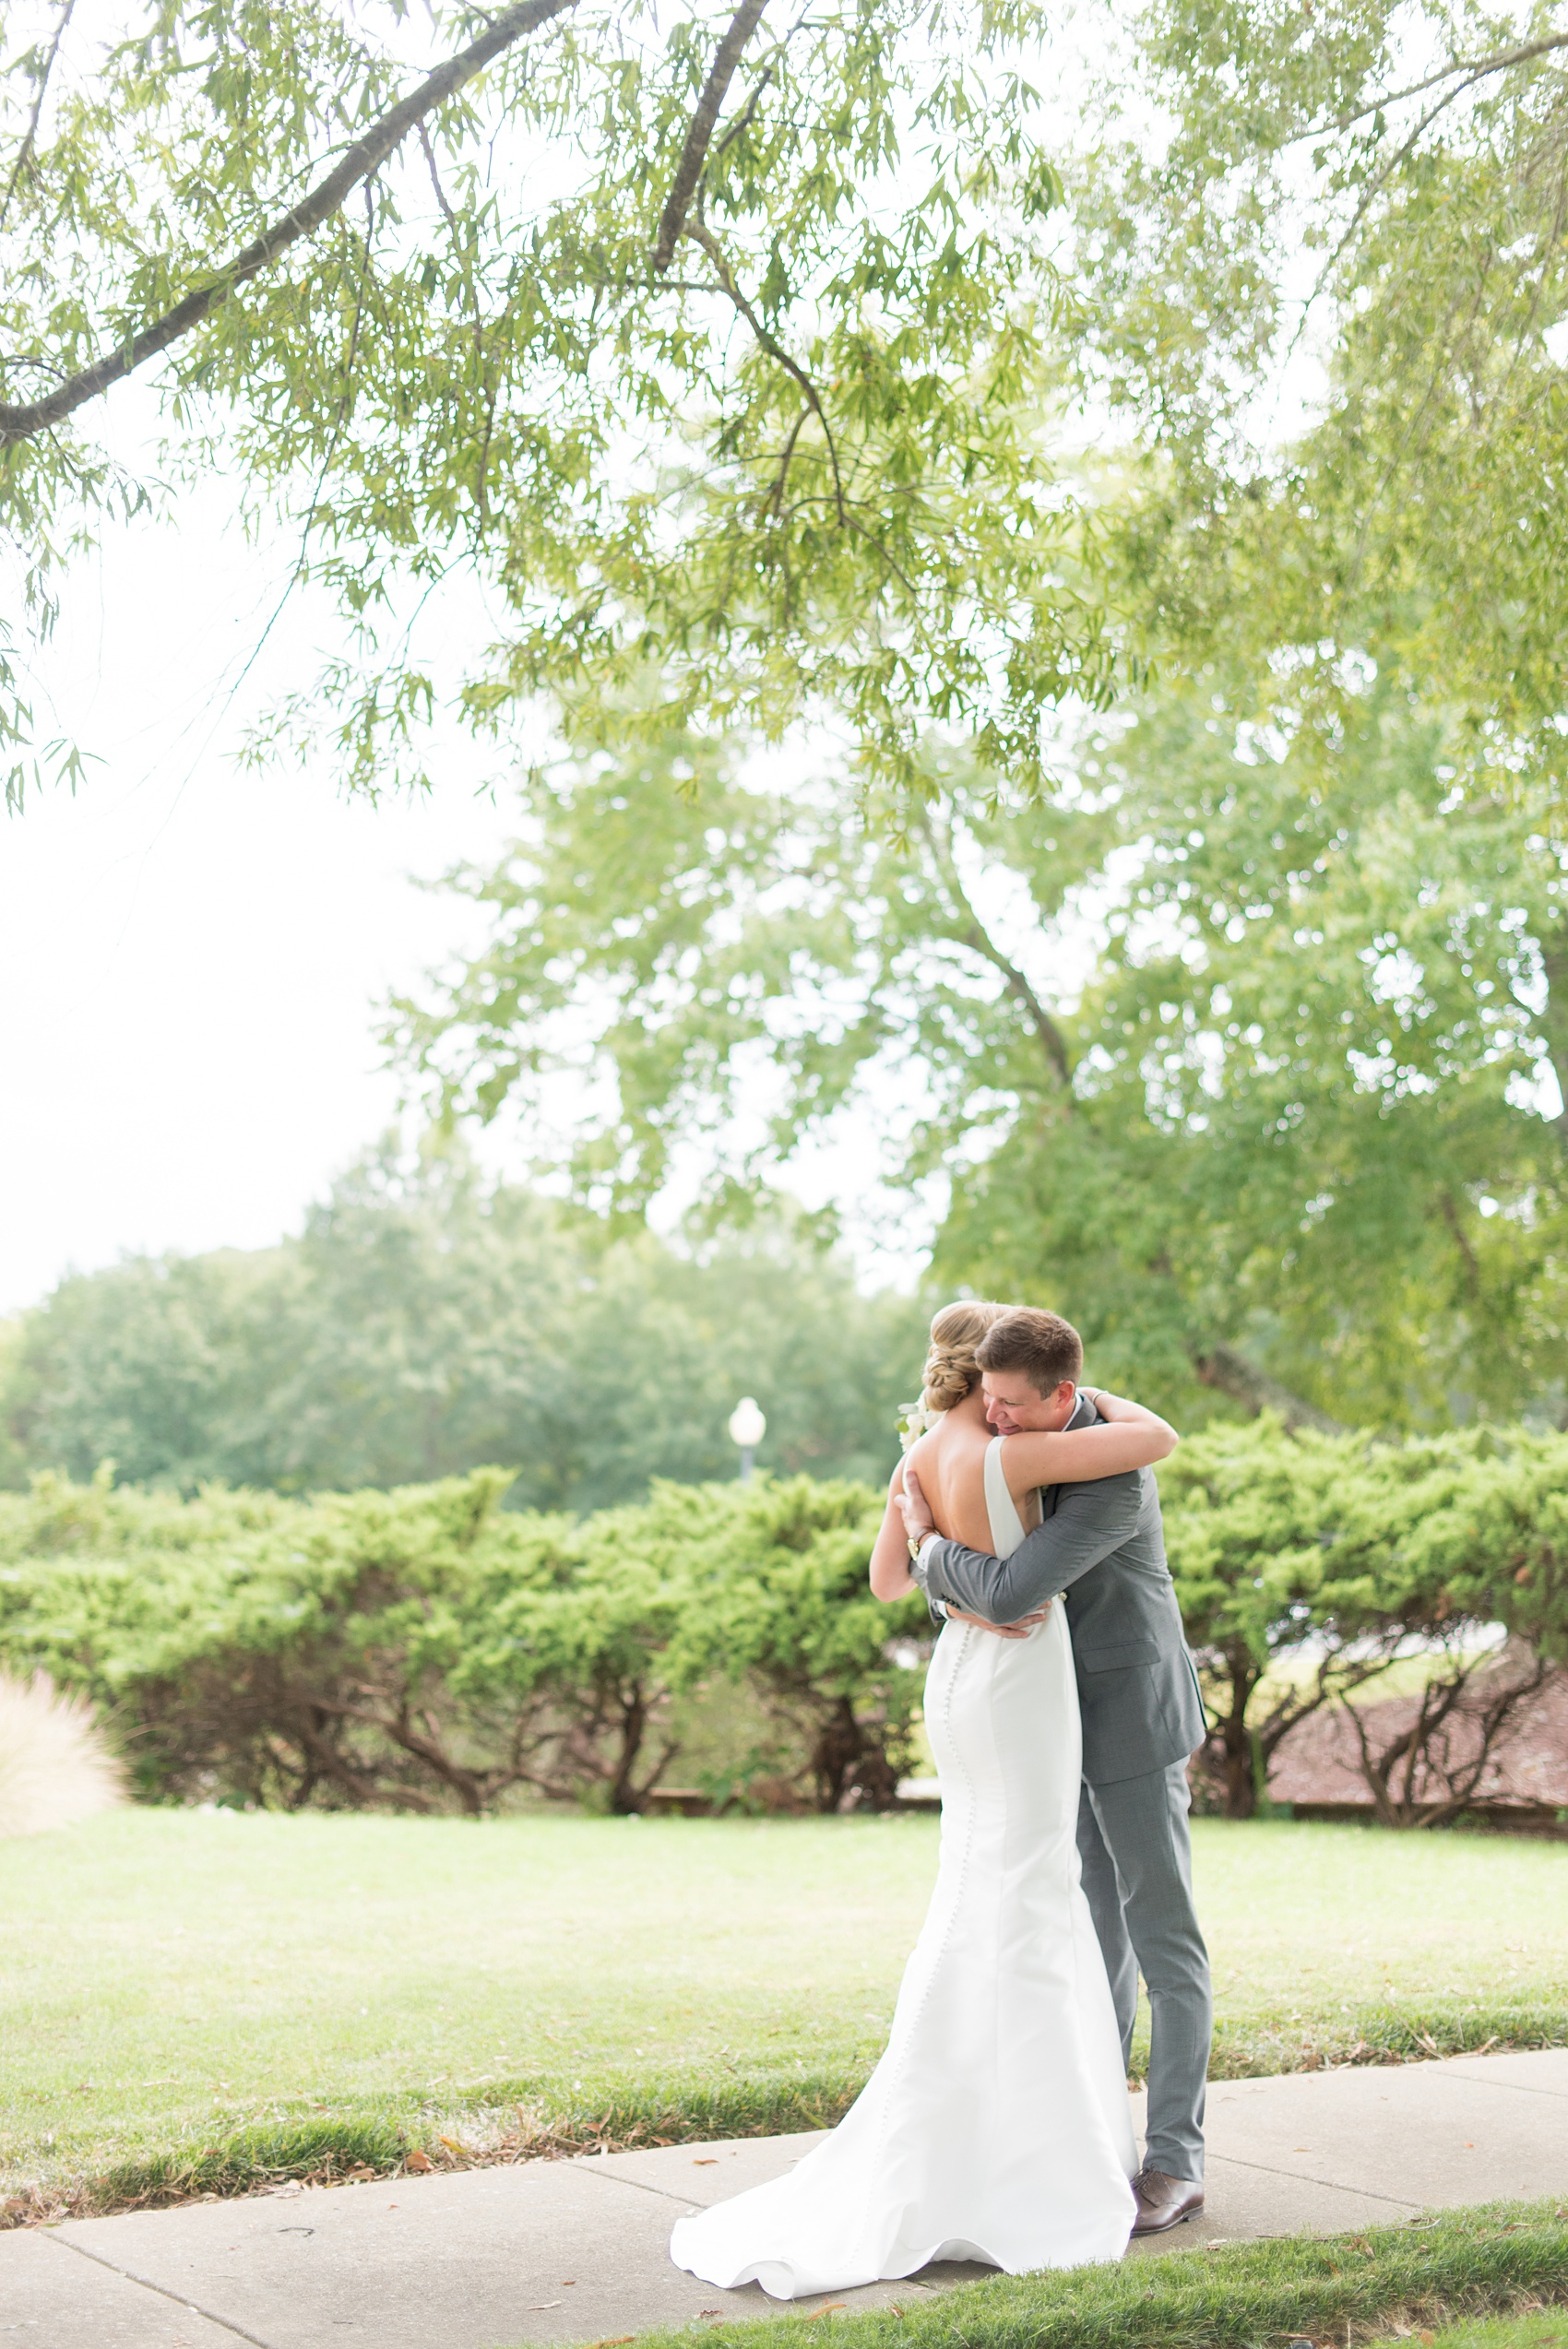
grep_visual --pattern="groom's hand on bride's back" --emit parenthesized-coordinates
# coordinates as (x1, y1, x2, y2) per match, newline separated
(900, 1468, 1050, 1639)
(898, 1464, 936, 1546)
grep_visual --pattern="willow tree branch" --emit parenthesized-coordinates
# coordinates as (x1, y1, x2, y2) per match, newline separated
(650, 0, 770, 272)
(0, 0, 77, 239)
(765, 404, 809, 516)
(1313, 30, 1568, 138)
(705, 57, 776, 182)
(0, 0, 580, 446)
(1320, 68, 1488, 274)
(682, 216, 846, 521)
(914, 809, 1074, 1089)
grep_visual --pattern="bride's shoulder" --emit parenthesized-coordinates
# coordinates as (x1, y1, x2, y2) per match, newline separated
(903, 1425, 941, 1477)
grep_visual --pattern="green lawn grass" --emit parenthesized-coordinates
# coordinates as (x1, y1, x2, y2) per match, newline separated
(3, 1809, 1565, 2215)
(578, 2201, 1568, 2349)
(1425, 2315, 1568, 2349)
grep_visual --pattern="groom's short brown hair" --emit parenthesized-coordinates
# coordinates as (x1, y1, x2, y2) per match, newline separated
(974, 1309, 1083, 1395)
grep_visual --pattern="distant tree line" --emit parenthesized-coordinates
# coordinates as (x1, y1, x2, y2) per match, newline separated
(0, 1149, 925, 1510)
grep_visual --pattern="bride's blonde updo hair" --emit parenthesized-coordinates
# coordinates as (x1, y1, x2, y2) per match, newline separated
(921, 1299, 1010, 1414)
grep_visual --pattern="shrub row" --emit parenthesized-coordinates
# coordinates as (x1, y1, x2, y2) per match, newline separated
(1161, 1421, 1568, 1818)
(3, 1417, 1566, 1818)
(0, 1465, 925, 1812)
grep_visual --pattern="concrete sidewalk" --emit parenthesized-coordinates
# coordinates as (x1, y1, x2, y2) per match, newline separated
(5, 2050, 1566, 2349)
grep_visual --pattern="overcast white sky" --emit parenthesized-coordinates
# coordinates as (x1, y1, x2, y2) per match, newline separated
(0, 458, 524, 1316)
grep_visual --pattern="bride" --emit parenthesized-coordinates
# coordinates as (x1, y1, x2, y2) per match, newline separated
(670, 1300, 1180, 2300)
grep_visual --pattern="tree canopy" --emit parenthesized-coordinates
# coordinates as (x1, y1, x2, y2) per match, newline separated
(940, 669, 1568, 1425)
(1, 0, 1102, 809)
(1077, 0, 1568, 781)
(10, 2, 1568, 1421)
(7, 0, 1566, 802)
(394, 689, 1568, 1429)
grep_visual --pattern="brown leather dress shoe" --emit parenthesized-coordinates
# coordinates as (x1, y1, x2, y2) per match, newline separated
(1131, 2166, 1205, 2235)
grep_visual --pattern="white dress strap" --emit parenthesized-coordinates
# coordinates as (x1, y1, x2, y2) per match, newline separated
(982, 1437, 1028, 1559)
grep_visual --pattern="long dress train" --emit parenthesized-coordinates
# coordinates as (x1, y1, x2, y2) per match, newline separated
(669, 1439, 1136, 2298)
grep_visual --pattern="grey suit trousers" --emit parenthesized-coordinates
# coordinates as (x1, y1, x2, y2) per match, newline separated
(1075, 1759, 1211, 2181)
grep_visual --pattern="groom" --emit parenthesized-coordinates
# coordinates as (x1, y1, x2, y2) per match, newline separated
(899, 1306, 1212, 2235)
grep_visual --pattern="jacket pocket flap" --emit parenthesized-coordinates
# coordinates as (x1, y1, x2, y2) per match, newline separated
(1077, 1636, 1161, 1673)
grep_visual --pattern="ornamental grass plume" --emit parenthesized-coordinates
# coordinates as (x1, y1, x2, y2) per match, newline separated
(0, 1672, 125, 1838)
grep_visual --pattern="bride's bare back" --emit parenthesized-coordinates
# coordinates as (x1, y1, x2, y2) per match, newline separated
(903, 1411, 1040, 1554)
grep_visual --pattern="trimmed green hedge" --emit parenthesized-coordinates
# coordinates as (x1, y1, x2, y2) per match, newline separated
(1163, 1421, 1568, 1818)
(0, 1465, 926, 1814)
(5, 1416, 1568, 1820)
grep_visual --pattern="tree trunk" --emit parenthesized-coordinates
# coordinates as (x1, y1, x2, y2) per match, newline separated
(1191, 1342, 1348, 1433)
(1195, 1644, 1263, 1817)
(811, 1695, 866, 1812)
(845, 1736, 902, 1812)
(609, 1680, 649, 1815)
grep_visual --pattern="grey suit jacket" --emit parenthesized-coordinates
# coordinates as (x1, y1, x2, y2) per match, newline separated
(913, 1394, 1206, 1786)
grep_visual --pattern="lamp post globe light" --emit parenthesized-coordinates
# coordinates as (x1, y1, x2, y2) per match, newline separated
(728, 1397, 766, 1483)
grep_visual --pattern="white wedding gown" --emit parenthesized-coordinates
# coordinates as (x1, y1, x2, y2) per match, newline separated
(670, 1439, 1137, 2298)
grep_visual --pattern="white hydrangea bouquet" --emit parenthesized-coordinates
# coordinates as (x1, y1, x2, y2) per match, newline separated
(897, 1401, 940, 1453)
